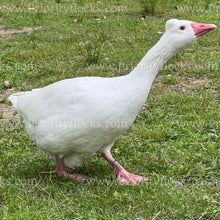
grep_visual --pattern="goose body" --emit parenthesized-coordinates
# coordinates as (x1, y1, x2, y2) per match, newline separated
(9, 19, 216, 184)
(10, 75, 147, 167)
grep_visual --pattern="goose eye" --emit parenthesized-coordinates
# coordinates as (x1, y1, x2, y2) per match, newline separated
(180, 26, 185, 30)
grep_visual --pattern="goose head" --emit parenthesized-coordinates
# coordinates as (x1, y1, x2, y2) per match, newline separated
(163, 19, 216, 51)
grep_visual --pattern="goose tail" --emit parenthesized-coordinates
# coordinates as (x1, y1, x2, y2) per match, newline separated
(8, 92, 29, 109)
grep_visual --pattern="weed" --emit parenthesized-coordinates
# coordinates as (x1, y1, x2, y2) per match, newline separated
(140, 0, 158, 15)
(162, 76, 179, 85)
(80, 41, 103, 66)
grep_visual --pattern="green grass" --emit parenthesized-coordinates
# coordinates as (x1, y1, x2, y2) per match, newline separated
(140, 0, 158, 15)
(0, 0, 219, 219)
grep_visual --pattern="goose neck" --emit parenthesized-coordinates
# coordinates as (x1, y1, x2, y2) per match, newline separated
(129, 34, 177, 80)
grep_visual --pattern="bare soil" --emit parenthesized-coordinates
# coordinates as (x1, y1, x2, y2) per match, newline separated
(0, 89, 19, 120)
(0, 26, 41, 37)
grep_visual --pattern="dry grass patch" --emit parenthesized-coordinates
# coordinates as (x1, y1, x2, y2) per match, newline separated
(0, 26, 41, 37)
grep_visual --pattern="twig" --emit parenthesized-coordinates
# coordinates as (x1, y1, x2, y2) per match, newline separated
(39, 170, 56, 174)
(199, 211, 208, 219)
(152, 211, 161, 220)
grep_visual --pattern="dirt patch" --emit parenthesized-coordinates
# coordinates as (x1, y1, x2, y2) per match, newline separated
(0, 26, 41, 37)
(154, 75, 210, 92)
(0, 89, 19, 120)
(1, 105, 18, 119)
(0, 88, 19, 101)
(190, 78, 209, 85)
(181, 76, 209, 92)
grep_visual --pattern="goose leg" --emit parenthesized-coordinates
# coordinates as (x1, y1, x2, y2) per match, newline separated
(55, 155, 88, 181)
(102, 152, 149, 185)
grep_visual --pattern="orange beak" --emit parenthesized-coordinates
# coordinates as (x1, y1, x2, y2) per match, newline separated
(191, 22, 217, 38)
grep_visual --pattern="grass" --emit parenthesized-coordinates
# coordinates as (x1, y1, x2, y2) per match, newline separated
(0, 0, 219, 219)
(80, 40, 103, 65)
(140, 0, 158, 15)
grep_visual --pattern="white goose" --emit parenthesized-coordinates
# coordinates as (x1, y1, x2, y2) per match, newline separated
(9, 19, 216, 184)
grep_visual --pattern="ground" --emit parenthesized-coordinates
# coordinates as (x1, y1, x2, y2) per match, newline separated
(0, 0, 219, 219)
